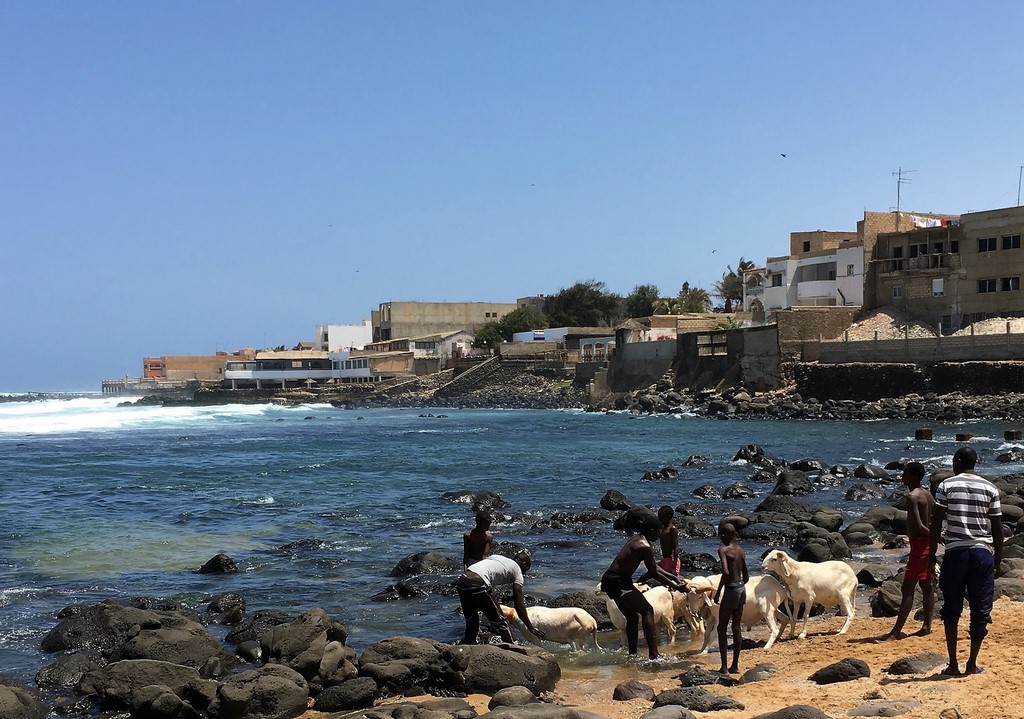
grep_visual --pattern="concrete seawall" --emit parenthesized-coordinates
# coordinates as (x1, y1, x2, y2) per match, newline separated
(795, 361, 1024, 401)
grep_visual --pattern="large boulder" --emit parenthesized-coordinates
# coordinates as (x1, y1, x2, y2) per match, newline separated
(612, 679, 654, 701)
(886, 652, 946, 675)
(0, 677, 46, 719)
(108, 621, 235, 674)
(751, 708, 833, 719)
(854, 464, 890, 480)
(454, 643, 560, 695)
(600, 490, 636, 511)
(41, 601, 202, 654)
(390, 551, 460, 577)
(77, 659, 209, 712)
(207, 664, 309, 719)
(197, 553, 238, 574)
(358, 636, 455, 696)
(772, 470, 813, 496)
(225, 610, 294, 646)
(261, 608, 348, 681)
(754, 495, 813, 520)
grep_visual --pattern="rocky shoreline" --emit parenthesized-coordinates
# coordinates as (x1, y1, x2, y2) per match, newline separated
(8, 442, 1024, 719)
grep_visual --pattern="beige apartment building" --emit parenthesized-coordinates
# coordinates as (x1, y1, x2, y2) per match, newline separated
(869, 205, 1024, 331)
(370, 301, 517, 342)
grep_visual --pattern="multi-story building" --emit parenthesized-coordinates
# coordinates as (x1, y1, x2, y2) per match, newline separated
(223, 350, 397, 389)
(314, 320, 373, 351)
(869, 205, 1024, 331)
(142, 350, 255, 381)
(370, 301, 517, 342)
(746, 211, 956, 320)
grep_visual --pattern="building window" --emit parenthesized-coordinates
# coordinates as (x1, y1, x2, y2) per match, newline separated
(1003, 234, 1021, 250)
(933, 242, 944, 254)
(892, 286, 902, 299)
(847, 264, 855, 276)
(932, 278, 944, 297)
(771, 273, 783, 287)
(979, 237, 997, 252)
(950, 240, 960, 253)
(802, 241, 810, 252)
(1002, 277, 1020, 291)
(978, 278, 997, 293)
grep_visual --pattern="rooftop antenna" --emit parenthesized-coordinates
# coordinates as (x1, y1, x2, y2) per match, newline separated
(892, 166, 917, 229)
(892, 166, 917, 230)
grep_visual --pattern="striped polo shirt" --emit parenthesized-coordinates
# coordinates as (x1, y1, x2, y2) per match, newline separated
(934, 471, 1002, 553)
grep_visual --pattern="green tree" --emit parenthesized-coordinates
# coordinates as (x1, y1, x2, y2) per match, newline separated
(652, 297, 682, 315)
(494, 306, 548, 341)
(472, 323, 503, 349)
(543, 280, 623, 327)
(624, 284, 660, 318)
(677, 282, 712, 313)
(713, 257, 756, 312)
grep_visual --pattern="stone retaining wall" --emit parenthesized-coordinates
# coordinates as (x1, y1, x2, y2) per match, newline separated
(795, 361, 1024, 400)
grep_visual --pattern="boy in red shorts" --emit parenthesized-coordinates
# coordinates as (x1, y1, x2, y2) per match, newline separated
(883, 461, 935, 640)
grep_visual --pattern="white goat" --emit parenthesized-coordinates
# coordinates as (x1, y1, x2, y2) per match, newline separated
(598, 584, 688, 649)
(683, 573, 793, 652)
(499, 604, 601, 651)
(761, 549, 857, 639)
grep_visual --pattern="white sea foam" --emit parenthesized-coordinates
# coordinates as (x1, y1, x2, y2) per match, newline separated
(244, 496, 275, 505)
(0, 396, 276, 435)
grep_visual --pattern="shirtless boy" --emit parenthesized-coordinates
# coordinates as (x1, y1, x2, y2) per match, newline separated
(883, 461, 935, 640)
(657, 505, 681, 575)
(714, 522, 748, 674)
(600, 517, 685, 659)
(463, 511, 494, 569)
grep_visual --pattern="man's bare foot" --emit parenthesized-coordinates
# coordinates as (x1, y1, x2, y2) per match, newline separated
(729, 666, 740, 674)
(878, 632, 904, 642)
(964, 664, 985, 675)
(915, 627, 932, 636)
(940, 665, 962, 677)
(718, 666, 729, 674)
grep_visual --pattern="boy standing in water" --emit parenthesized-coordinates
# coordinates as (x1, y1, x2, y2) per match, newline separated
(714, 522, 748, 674)
(601, 517, 685, 660)
(883, 461, 935, 640)
(463, 511, 493, 569)
(657, 505, 681, 575)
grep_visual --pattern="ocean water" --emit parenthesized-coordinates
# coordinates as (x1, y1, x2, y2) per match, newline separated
(1, 396, 1021, 682)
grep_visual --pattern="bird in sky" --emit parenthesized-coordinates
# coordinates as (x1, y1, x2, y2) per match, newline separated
(780, 153, 787, 158)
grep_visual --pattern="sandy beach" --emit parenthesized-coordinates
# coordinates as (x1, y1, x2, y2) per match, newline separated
(354, 597, 1024, 719)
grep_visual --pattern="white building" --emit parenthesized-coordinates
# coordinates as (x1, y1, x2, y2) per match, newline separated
(314, 320, 373, 352)
(224, 350, 380, 389)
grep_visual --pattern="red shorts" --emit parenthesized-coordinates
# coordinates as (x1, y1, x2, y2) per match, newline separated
(905, 536, 934, 581)
(658, 557, 681, 574)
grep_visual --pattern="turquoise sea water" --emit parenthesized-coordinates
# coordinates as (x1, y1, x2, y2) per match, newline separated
(1, 397, 1020, 682)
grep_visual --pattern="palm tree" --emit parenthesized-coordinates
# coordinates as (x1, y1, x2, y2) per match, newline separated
(713, 257, 756, 312)
(678, 282, 712, 313)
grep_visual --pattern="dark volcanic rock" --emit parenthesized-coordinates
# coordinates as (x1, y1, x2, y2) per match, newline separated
(809, 657, 870, 684)
(723, 482, 755, 499)
(0, 676, 46, 719)
(390, 551, 460, 577)
(692, 484, 722, 499)
(653, 686, 744, 712)
(600, 490, 636, 511)
(853, 464, 890, 480)
(772, 470, 813, 496)
(313, 676, 378, 711)
(751, 707, 833, 719)
(207, 664, 309, 719)
(35, 651, 105, 690)
(225, 610, 294, 645)
(614, 506, 661, 534)
(196, 553, 238, 574)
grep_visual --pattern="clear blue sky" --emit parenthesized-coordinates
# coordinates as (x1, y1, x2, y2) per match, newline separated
(3, 3, 1023, 391)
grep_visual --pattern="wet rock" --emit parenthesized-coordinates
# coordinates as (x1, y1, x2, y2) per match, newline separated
(390, 551, 460, 577)
(738, 522, 797, 546)
(854, 464, 890, 480)
(600, 490, 636, 511)
(225, 610, 294, 646)
(723, 482, 755, 499)
(443, 490, 509, 514)
(772, 470, 812, 496)
(749, 468, 782, 483)
(789, 459, 828, 474)
(677, 517, 716, 539)
(809, 657, 870, 684)
(34, 651, 105, 690)
(856, 565, 893, 588)
(371, 580, 429, 602)
(754, 495, 813, 519)
(810, 509, 843, 532)
(692, 484, 722, 499)
(208, 593, 246, 625)
(196, 553, 238, 574)
(683, 455, 709, 467)
(845, 484, 886, 501)
(77, 658, 204, 712)
(454, 643, 561, 695)
(545, 591, 612, 629)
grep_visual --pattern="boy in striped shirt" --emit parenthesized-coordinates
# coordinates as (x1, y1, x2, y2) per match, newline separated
(929, 447, 1003, 677)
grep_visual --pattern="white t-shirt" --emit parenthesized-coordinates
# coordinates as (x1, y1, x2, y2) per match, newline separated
(468, 555, 524, 588)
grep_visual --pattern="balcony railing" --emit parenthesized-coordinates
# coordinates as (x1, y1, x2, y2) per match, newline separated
(879, 253, 960, 274)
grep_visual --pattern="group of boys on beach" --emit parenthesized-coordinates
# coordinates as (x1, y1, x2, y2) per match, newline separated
(455, 447, 1003, 679)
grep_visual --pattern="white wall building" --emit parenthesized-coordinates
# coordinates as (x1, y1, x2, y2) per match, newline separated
(315, 320, 373, 352)
(224, 350, 378, 389)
